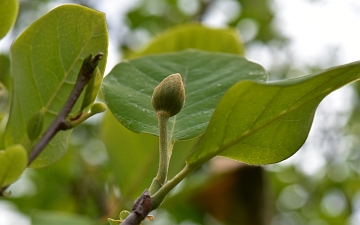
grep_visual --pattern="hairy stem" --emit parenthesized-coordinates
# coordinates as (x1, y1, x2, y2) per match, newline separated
(150, 163, 195, 210)
(120, 164, 196, 225)
(149, 112, 170, 195)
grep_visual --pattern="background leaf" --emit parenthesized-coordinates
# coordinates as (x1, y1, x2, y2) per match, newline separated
(5, 4, 108, 168)
(0, 144, 27, 187)
(0, 55, 11, 149)
(0, 54, 12, 90)
(187, 61, 360, 166)
(102, 50, 267, 141)
(128, 23, 244, 58)
(31, 211, 95, 225)
(0, 0, 19, 39)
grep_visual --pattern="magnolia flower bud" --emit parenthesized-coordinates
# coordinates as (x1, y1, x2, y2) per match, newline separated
(151, 73, 185, 117)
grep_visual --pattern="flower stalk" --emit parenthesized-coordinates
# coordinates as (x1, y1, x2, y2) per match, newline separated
(149, 73, 185, 195)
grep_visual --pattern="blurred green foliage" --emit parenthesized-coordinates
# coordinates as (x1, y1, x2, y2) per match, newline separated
(0, 0, 19, 39)
(1, 0, 360, 225)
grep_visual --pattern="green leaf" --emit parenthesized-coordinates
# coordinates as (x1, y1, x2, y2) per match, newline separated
(119, 210, 131, 220)
(108, 218, 121, 225)
(128, 23, 244, 58)
(26, 111, 44, 141)
(101, 112, 198, 198)
(0, 55, 10, 149)
(102, 50, 267, 141)
(101, 112, 158, 197)
(31, 211, 95, 225)
(0, 54, 12, 90)
(187, 61, 360, 166)
(5, 4, 108, 168)
(0, 0, 19, 39)
(0, 144, 27, 187)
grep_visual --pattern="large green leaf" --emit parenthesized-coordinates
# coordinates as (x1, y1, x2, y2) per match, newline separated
(187, 61, 360, 166)
(0, 0, 19, 39)
(0, 144, 27, 187)
(102, 50, 266, 141)
(128, 23, 244, 58)
(5, 4, 108, 168)
(101, 112, 198, 198)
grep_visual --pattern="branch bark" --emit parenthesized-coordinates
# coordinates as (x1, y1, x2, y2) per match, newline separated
(1, 52, 103, 196)
(28, 52, 104, 165)
(121, 190, 152, 225)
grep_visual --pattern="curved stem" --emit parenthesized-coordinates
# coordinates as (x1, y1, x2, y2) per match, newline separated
(156, 112, 169, 184)
(150, 163, 196, 210)
(118, 164, 197, 225)
(149, 112, 170, 194)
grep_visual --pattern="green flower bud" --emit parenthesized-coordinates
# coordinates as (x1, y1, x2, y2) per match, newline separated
(152, 73, 185, 117)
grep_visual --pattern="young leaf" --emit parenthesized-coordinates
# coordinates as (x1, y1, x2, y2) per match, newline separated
(187, 61, 360, 166)
(0, 144, 27, 187)
(128, 23, 244, 58)
(81, 67, 103, 112)
(119, 210, 131, 220)
(0, 0, 19, 39)
(6, 4, 108, 168)
(107, 218, 121, 225)
(102, 50, 267, 141)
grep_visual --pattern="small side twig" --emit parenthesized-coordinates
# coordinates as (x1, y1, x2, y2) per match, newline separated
(121, 190, 152, 225)
(28, 52, 104, 165)
(1, 53, 104, 197)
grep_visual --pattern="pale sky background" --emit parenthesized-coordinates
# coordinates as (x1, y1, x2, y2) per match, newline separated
(1, 0, 360, 224)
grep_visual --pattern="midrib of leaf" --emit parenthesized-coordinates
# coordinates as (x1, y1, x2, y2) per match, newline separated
(188, 72, 359, 165)
(42, 21, 95, 114)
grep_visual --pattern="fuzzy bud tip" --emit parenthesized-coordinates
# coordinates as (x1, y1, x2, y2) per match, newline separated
(151, 73, 185, 117)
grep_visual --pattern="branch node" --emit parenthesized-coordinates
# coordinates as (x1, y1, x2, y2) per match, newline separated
(27, 52, 104, 166)
(120, 189, 152, 225)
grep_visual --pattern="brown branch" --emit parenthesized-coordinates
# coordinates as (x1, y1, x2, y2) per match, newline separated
(1, 52, 103, 196)
(121, 190, 152, 225)
(28, 52, 104, 165)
